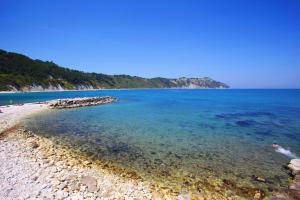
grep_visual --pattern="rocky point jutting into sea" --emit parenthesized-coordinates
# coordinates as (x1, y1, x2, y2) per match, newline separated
(49, 96, 117, 109)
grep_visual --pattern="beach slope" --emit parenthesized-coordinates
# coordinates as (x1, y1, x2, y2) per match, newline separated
(0, 103, 157, 200)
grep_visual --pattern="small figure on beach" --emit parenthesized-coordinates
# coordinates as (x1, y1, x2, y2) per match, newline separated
(0, 109, 2, 113)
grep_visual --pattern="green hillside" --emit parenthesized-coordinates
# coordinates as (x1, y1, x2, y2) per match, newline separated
(0, 49, 228, 91)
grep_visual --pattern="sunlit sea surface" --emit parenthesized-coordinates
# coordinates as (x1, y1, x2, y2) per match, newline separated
(1, 89, 300, 198)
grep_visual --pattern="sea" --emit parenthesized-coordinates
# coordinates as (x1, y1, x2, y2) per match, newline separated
(1, 89, 300, 198)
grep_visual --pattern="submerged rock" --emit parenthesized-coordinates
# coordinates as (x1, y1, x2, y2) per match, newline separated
(236, 120, 256, 127)
(252, 175, 266, 183)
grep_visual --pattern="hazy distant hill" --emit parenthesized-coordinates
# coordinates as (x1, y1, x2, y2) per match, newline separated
(0, 49, 229, 91)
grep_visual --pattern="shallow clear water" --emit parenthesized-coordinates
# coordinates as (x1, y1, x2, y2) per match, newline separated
(2, 89, 300, 197)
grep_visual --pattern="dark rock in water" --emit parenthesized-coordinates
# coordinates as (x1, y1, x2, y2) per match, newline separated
(255, 137, 264, 142)
(110, 142, 130, 154)
(283, 132, 298, 140)
(223, 178, 266, 199)
(197, 123, 215, 129)
(95, 138, 102, 144)
(216, 112, 274, 120)
(256, 130, 273, 136)
(237, 187, 265, 199)
(215, 114, 226, 119)
(236, 120, 256, 127)
(154, 158, 163, 165)
(174, 154, 182, 159)
(225, 122, 232, 127)
(222, 179, 236, 188)
(252, 175, 266, 183)
(246, 111, 274, 117)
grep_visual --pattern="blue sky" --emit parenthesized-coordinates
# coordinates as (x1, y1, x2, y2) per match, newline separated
(0, 0, 299, 88)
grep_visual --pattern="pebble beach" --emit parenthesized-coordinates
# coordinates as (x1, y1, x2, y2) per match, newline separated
(0, 102, 161, 200)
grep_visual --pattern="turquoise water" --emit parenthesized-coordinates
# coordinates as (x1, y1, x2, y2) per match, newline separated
(1, 89, 300, 198)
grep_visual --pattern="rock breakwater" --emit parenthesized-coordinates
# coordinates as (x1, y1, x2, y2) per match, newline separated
(49, 96, 116, 109)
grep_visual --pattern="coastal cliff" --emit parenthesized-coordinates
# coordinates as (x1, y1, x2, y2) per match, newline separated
(0, 49, 229, 91)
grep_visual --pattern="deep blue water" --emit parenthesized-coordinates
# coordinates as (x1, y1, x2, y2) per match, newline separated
(1, 89, 300, 197)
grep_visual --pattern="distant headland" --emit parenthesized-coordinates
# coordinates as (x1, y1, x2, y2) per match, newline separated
(0, 49, 229, 92)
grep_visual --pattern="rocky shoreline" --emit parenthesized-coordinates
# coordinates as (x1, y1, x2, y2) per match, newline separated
(0, 99, 166, 200)
(0, 127, 158, 200)
(268, 159, 300, 200)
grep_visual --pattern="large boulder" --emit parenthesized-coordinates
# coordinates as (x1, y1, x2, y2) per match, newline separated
(288, 159, 300, 175)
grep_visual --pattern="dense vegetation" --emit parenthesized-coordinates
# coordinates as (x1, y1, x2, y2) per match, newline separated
(0, 49, 228, 91)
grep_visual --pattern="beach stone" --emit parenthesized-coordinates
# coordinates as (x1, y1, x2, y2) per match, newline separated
(30, 141, 39, 148)
(69, 181, 80, 191)
(51, 167, 58, 173)
(66, 175, 77, 180)
(290, 174, 300, 191)
(152, 191, 163, 200)
(254, 191, 261, 199)
(32, 176, 38, 181)
(80, 176, 98, 192)
(70, 193, 84, 200)
(291, 159, 300, 167)
(84, 160, 92, 166)
(288, 159, 300, 175)
(178, 193, 191, 200)
(56, 190, 69, 199)
(59, 182, 68, 190)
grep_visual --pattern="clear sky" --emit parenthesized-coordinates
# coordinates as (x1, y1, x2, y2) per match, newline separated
(0, 0, 299, 88)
